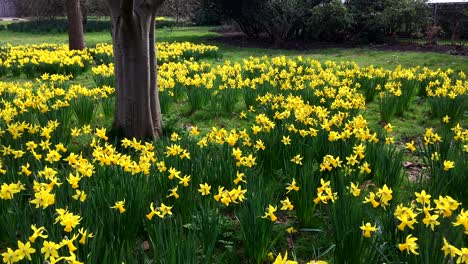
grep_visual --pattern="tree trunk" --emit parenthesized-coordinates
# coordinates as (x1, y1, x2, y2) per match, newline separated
(66, 0, 85, 50)
(108, 0, 164, 140)
(451, 19, 460, 43)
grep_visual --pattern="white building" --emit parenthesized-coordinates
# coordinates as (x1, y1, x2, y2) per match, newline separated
(427, 0, 468, 3)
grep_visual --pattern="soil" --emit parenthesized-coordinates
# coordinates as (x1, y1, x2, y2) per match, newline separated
(210, 32, 468, 56)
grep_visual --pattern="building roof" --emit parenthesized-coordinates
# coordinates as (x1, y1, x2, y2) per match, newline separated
(427, 0, 468, 3)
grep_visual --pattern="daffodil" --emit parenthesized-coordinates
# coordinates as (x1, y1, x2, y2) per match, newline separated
(441, 237, 460, 258)
(272, 251, 297, 264)
(233, 171, 247, 184)
(422, 209, 440, 231)
(262, 205, 278, 222)
(360, 222, 377, 238)
(405, 140, 416, 152)
(72, 190, 87, 202)
(290, 154, 303, 165)
(41, 240, 60, 260)
(17, 240, 36, 261)
(1, 248, 19, 264)
(157, 203, 173, 218)
(95, 127, 108, 141)
(111, 200, 126, 214)
(398, 235, 419, 255)
(453, 209, 468, 235)
(443, 160, 455, 171)
(349, 182, 361, 197)
(280, 197, 294, 211)
(286, 179, 299, 193)
(442, 115, 450, 123)
(29, 225, 48, 243)
(456, 248, 468, 264)
(78, 228, 94, 244)
(198, 183, 211, 196)
(286, 226, 297, 234)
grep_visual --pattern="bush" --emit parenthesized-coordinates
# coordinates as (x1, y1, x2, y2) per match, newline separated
(262, 0, 306, 44)
(5, 18, 177, 34)
(211, 0, 430, 44)
(15, 0, 64, 17)
(192, 0, 224, 25)
(435, 4, 468, 41)
(305, 0, 353, 43)
(381, 0, 430, 38)
(6, 19, 110, 33)
(218, 0, 268, 38)
(345, 0, 430, 43)
(214, 0, 306, 44)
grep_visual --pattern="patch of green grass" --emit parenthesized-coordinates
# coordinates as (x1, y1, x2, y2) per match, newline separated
(400, 38, 468, 46)
(0, 26, 219, 47)
(363, 97, 444, 142)
(0, 21, 12, 26)
(156, 26, 221, 43)
(215, 45, 468, 73)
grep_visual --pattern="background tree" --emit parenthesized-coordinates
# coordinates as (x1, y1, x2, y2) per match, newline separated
(17, 0, 64, 17)
(0, 0, 16, 17)
(305, 0, 353, 43)
(436, 4, 468, 42)
(106, 0, 165, 139)
(66, 0, 86, 50)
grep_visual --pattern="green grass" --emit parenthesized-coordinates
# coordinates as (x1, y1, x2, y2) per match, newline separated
(363, 98, 441, 141)
(212, 45, 468, 73)
(0, 26, 219, 47)
(0, 21, 12, 26)
(401, 37, 468, 46)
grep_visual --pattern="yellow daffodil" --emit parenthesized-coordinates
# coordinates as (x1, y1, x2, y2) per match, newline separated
(262, 205, 278, 222)
(198, 183, 211, 196)
(398, 235, 419, 255)
(111, 200, 126, 214)
(360, 222, 377, 238)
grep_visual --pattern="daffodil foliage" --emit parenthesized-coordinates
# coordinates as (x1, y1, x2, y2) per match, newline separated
(0, 42, 467, 264)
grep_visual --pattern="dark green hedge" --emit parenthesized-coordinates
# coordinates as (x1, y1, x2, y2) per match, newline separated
(2, 18, 177, 34)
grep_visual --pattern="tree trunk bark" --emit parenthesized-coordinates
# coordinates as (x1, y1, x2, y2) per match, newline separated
(108, 0, 164, 140)
(66, 0, 85, 50)
(451, 19, 460, 43)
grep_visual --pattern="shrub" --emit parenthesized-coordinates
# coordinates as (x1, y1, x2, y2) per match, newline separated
(5, 18, 177, 34)
(345, 0, 430, 43)
(6, 19, 110, 34)
(305, 0, 353, 43)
